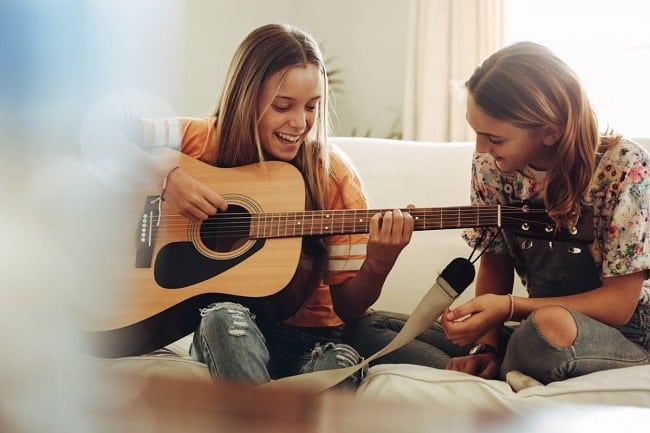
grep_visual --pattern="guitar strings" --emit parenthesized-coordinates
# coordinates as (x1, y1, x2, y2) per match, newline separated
(147, 206, 550, 224)
(147, 209, 549, 226)
(140, 206, 559, 239)
(145, 209, 548, 229)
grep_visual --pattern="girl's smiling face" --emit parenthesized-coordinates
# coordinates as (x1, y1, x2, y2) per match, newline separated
(466, 94, 558, 172)
(257, 64, 322, 161)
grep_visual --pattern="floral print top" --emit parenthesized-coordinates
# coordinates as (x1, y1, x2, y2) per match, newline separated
(462, 138, 650, 304)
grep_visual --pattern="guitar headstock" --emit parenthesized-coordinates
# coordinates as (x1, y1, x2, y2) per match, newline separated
(500, 204, 594, 244)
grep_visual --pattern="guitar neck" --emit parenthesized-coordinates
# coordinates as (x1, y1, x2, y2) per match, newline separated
(250, 206, 500, 239)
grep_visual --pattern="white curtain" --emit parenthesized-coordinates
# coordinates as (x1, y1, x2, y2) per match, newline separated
(402, 0, 503, 142)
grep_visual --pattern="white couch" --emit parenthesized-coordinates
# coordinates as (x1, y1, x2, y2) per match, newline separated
(101, 136, 650, 411)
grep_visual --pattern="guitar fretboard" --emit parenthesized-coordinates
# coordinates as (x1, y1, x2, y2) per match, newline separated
(250, 206, 501, 239)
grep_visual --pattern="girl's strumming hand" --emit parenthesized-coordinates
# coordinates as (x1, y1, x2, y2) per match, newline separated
(162, 168, 228, 222)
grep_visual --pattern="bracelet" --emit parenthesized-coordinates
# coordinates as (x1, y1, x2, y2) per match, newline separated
(160, 165, 180, 201)
(506, 293, 515, 322)
(468, 343, 499, 357)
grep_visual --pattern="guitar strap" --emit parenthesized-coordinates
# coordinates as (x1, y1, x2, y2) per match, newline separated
(262, 233, 500, 393)
(260, 267, 468, 393)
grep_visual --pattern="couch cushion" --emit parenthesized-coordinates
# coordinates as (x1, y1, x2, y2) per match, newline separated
(93, 334, 210, 380)
(94, 354, 209, 380)
(355, 364, 650, 411)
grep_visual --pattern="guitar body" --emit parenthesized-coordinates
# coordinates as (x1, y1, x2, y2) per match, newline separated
(83, 155, 308, 357)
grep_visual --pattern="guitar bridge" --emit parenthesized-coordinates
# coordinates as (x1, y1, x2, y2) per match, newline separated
(135, 195, 161, 268)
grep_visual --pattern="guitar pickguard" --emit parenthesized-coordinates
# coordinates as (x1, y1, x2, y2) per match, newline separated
(153, 239, 265, 288)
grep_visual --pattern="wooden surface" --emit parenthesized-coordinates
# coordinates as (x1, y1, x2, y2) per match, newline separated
(78, 370, 650, 432)
(81, 370, 486, 432)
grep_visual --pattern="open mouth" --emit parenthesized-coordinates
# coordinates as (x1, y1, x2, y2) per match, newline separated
(276, 132, 301, 143)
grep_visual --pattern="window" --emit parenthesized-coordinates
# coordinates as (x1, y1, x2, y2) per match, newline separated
(504, 0, 650, 139)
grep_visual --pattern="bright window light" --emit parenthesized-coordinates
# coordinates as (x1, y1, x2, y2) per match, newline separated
(504, 0, 650, 139)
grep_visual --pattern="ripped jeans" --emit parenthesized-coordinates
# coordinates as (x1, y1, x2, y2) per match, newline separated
(190, 302, 365, 387)
(344, 306, 649, 384)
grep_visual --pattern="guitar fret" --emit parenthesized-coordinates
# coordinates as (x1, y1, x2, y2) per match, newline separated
(308, 211, 312, 235)
(262, 212, 267, 238)
(269, 212, 274, 238)
(338, 211, 342, 234)
(314, 211, 318, 234)
(357, 210, 362, 233)
(292, 212, 298, 236)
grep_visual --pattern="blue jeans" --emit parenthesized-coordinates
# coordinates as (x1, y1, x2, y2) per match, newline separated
(344, 304, 649, 384)
(502, 305, 649, 382)
(190, 302, 365, 387)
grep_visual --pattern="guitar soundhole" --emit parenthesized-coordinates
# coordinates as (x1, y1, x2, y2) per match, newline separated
(199, 205, 251, 253)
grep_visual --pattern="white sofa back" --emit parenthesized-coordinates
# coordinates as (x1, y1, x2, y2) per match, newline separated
(331, 137, 485, 313)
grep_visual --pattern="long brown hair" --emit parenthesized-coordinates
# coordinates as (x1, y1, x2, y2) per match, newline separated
(466, 41, 620, 229)
(214, 23, 331, 209)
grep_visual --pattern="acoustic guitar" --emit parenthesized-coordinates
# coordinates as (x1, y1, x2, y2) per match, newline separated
(81, 153, 593, 357)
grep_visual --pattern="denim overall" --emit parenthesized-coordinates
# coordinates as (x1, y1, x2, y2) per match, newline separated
(499, 228, 649, 382)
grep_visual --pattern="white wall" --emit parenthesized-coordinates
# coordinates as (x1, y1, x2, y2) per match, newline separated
(177, 0, 410, 138)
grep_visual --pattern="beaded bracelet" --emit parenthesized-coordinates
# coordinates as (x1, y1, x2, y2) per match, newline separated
(160, 165, 180, 201)
(506, 293, 515, 322)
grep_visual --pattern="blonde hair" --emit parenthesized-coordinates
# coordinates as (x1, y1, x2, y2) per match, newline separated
(213, 23, 331, 209)
(466, 41, 620, 229)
